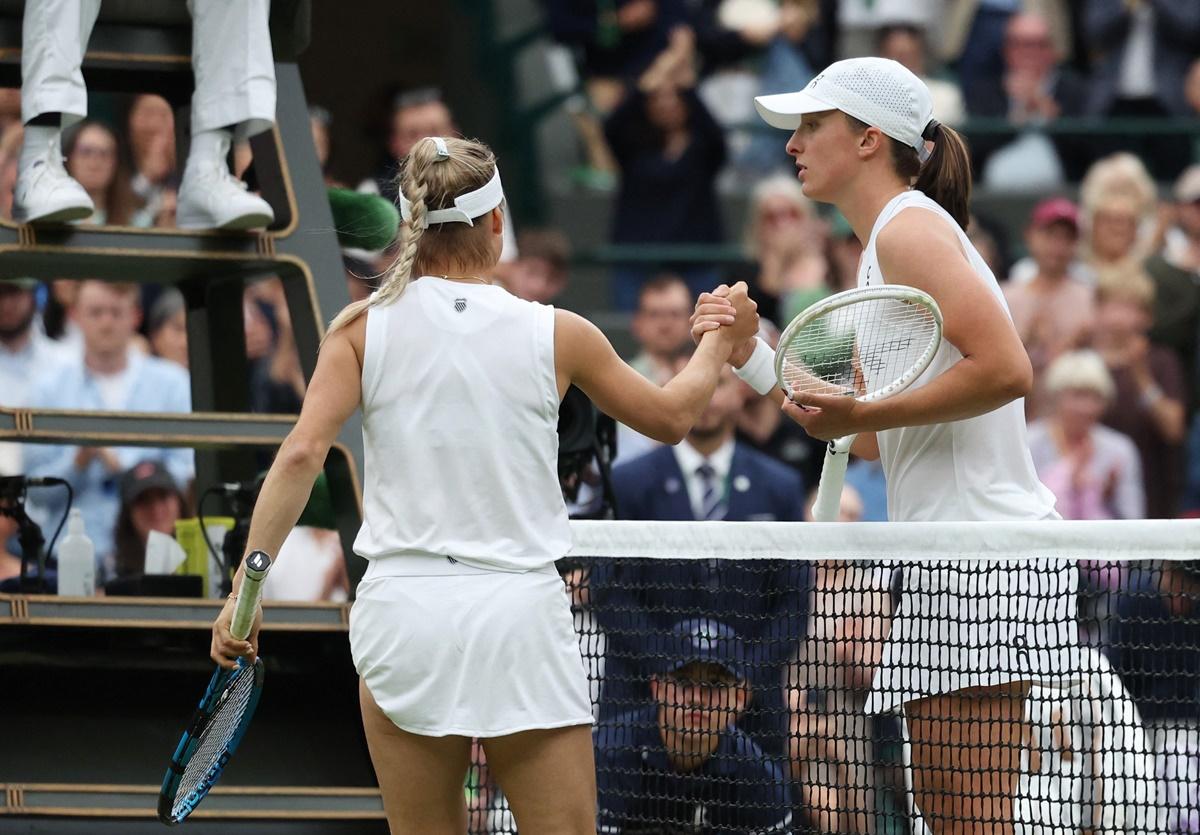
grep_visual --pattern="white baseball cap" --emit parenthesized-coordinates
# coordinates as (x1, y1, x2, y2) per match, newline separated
(755, 57, 936, 161)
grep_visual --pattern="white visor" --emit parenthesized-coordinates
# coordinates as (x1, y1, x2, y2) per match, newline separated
(398, 167, 505, 229)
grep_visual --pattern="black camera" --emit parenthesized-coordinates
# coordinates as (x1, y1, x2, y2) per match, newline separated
(557, 385, 617, 519)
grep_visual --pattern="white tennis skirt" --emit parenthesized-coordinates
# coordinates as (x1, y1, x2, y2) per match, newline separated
(864, 558, 1082, 715)
(349, 554, 594, 737)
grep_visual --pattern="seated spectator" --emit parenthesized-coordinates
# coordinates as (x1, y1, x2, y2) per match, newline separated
(111, 460, 186, 580)
(1083, 0, 1200, 181)
(63, 120, 141, 227)
(1146, 165, 1200, 411)
(1093, 277, 1187, 518)
(124, 94, 177, 225)
(601, 358, 806, 752)
(1079, 153, 1157, 287)
(877, 24, 965, 127)
(23, 280, 193, 571)
(1027, 350, 1144, 521)
(244, 277, 306, 414)
(594, 618, 794, 834)
(0, 277, 64, 408)
(262, 473, 349, 602)
(836, 0, 938, 59)
(498, 227, 571, 304)
(1106, 560, 1200, 830)
(1003, 198, 1095, 417)
(358, 87, 455, 201)
(967, 12, 1089, 184)
(147, 288, 187, 370)
(732, 174, 827, 326)
(605, 28, 726, 310)
(628, 274, 693, 385)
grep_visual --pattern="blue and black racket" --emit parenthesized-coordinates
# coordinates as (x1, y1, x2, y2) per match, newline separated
(158, 550, 272, 825)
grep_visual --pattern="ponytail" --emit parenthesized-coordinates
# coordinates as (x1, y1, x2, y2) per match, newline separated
(324, 134, 501, 341)
(913, 121, 972, 231)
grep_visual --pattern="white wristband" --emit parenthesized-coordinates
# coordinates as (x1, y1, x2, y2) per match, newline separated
(731, 337, 778, 395)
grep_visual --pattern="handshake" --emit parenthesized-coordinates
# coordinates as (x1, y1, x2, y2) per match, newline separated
(689, 281, 761, 367)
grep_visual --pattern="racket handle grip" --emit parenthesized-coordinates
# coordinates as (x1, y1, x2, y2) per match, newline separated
(230, 550, 272, 641)
(811, 436, 854, 523)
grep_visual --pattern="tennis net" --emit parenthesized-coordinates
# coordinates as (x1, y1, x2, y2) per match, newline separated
(467, 518, 1200, 835)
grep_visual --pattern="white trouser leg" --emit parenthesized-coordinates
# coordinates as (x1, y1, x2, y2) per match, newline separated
(187, 0, 276, 138)
(20, 0, 102, 126)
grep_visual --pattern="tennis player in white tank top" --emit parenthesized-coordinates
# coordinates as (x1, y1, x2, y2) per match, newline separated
(694, 59, 1078, 835)
(208, 136, 759, 834)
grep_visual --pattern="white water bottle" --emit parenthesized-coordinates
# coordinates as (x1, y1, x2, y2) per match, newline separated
(57, 508, 96, 597)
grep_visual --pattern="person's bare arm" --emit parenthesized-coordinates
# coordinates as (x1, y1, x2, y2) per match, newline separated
(557, 283, 758, 444)
(784, 210, 1033, 440)
(210, 314, 366, 668)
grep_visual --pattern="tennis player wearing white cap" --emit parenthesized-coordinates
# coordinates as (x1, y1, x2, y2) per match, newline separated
(693, 58, 1078, 835)
(209, 135, 759, 835)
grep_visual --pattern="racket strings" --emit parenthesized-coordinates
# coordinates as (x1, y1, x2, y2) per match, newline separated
(779, 298, 939, 399)
(173, 664, 257, 814)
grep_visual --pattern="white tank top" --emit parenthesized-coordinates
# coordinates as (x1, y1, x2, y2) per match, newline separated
(353, 277, 571, 571)
(858, 191, 1057, 521)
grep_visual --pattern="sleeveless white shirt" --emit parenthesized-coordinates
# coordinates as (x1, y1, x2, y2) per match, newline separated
(353, 277, 571, 571)
(858, 191, 1057, 521)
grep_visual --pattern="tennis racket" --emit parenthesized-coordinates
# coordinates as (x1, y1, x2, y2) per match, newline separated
(775, 285, 943, 522)
(158, 549, 272, 825)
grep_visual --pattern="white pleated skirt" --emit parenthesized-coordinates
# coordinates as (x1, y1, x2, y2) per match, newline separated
(864, 558, 1082, 715)
(349, 555, 594, 737)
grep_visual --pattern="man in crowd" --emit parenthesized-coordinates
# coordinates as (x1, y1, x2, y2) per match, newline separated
(24, 280, 192, 574)
(967, 11, 1089, 184)
(598, 356, 806, 754)
(629, 274, 694, 385)
(594, 618, 795, 834)
(0, 277, 62, 407)
(1107, 560, 1200, 830)
(1003, 198, 1094, 418)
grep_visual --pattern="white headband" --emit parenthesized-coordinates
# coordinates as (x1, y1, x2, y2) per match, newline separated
(398, 167, 505, 229)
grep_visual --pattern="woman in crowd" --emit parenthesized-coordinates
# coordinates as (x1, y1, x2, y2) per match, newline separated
(63, 120, 141, 227)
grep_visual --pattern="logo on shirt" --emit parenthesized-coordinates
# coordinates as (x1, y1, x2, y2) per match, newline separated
(454, 298, 466, 312)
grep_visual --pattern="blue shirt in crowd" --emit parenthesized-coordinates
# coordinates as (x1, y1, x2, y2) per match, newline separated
(1106, 566, 1200, 721)
(594, 705, 794, 835)
(23, 351, 193, 571)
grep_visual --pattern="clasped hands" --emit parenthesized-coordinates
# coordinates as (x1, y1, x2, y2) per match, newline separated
(690, 284, 868, 441)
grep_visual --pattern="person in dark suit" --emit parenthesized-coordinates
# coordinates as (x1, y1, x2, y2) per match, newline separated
(595, 356, 807, 756)
(1083, 0, 1200, 180)
(966, 12, 1091, 181)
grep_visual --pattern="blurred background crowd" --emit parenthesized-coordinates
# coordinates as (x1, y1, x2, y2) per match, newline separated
(0, 0, 1199, 591)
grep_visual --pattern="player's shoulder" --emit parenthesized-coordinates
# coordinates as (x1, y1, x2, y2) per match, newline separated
(877, 203, 961, 258)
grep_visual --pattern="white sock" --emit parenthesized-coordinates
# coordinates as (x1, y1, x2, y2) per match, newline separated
(186, 128, 232, 170)
(20, 124, 60, 172)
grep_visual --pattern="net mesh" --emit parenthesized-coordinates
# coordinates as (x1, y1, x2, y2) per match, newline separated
(778, 295, 939, 400)
(465, 520, 1200, 835)
(173, 662, 257, 816)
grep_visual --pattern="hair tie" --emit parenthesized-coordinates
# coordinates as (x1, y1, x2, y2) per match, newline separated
(431, 136, 450, 161)
(921, 119, 941, 142)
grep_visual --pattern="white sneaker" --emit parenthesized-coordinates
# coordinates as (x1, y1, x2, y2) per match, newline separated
(177, 159, 274, 230)
(12, 138, 94, 224)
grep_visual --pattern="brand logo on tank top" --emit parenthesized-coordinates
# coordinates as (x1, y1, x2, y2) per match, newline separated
(454, 298, 466, 312)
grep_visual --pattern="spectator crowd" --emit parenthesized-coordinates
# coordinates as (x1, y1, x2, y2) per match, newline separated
(2, 1, 1200, 830)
